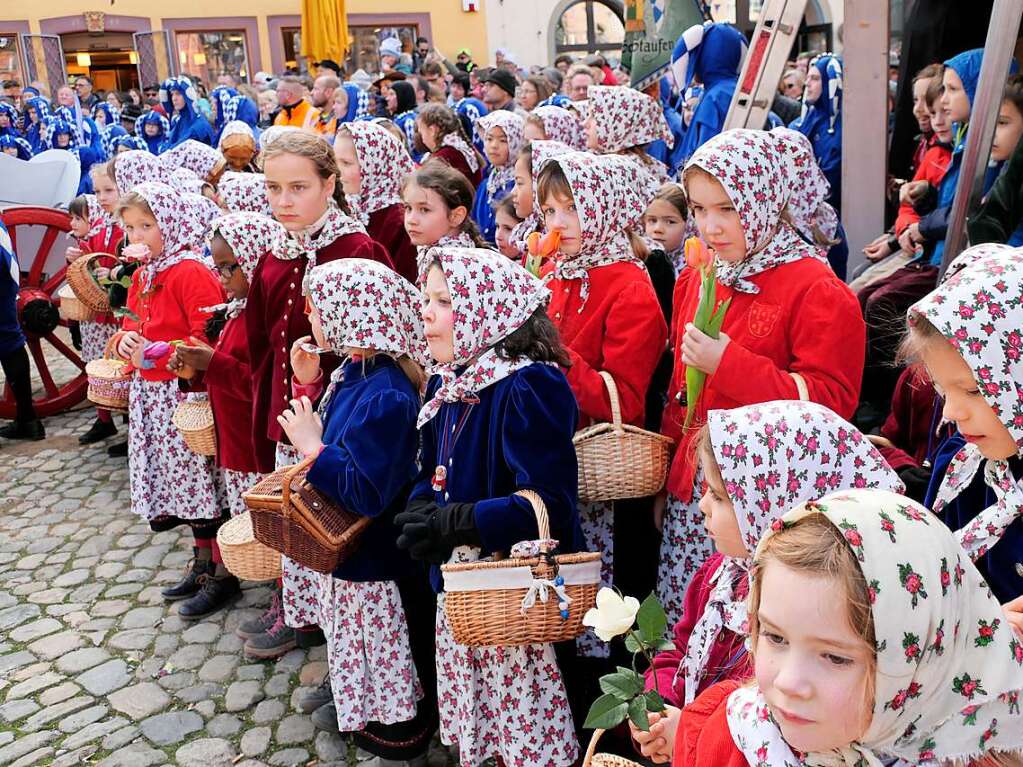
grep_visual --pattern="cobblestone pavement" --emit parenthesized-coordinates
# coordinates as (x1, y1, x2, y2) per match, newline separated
(0, 399, 457, 767)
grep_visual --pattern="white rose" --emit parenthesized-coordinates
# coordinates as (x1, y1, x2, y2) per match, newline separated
(582, 587, 640, 642)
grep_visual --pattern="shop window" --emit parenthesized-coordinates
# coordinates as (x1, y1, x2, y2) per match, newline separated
(176, 30, 249, 83)
(0, 34, 24, 86)
(345, 25, 418, 76)
(282, 27, 301, 70)
(554, 1, 625, 57)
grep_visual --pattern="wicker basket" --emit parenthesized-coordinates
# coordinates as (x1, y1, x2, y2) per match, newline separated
(243, 456, 371, 574)
(57, 284, 96, 321)
(172, 399, 217, 456)
(86, 336, 131, 411)
(574, 371, 674, 503)
(67, 254, 112, 313)
(217, 511, 282, 581)
(441, 489, 601, 647)
(582, 729, 644, 767)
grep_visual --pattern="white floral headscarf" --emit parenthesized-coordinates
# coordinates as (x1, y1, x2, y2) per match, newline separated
(271, 203, 366, 290)
(684, 129, 826, 294)
(128, 182, 211, 292)
(530, 105, 585, 150)
(771, 127, 840, 243)
(509, 139, 573, 258)
(160, 139, 225, 182)
(476, 111, 526, 199)
(341, 121, 414, 225)
(728, 489, 1023, 767)
(415, 232, 476, 286)
(909, 244, 1023, 561)
(218, 120, 256, 150)
(417, 247, 550, 427)
(680, 401, 903, 705)
(258, 125, 300, 151)
(204, 212, 285, 318)
(218, 171, 273, 216)
(438, 132, 480, 173)
(169, 167, 205, 195)
(114, 149, 173, 193)
(82, 194, 108, 239)
(587, 84, 674, 152)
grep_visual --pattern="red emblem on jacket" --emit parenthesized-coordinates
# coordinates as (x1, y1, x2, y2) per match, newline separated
(747, 301, 781, 338)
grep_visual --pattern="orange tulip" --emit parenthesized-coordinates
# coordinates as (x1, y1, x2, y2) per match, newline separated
(528, 229, 561, 257)
(684, 237, 712, 271)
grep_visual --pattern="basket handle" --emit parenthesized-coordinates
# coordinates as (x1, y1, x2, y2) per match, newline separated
(581, 728, 606, 766)
(597, 371, 624, 433)
(513, 488, 551, 541)
(280, 454, 317, 512)
(103, 334, 123, 361)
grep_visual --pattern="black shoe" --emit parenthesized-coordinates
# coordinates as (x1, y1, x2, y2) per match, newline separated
(162, 548, 212, 601)
(236, 590, 283, 640)
(79, 417, 117, 445)
(295, 625, 325, 649)
(0, 419, 45, 441)
(244, 615, 297, 660)
(107, 440, 128, 457)
(310, 701, 339, 733)
(299, 673, 334, 714)
(178, 567, 241, 620)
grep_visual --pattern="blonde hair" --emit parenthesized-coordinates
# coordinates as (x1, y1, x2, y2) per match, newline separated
(89, 161, 111, 183)
(114, 191, 155, 222)
(897, 311, 944, 366)
(695, 424, 724, 493)
(649, 182, 688, 219)
(259, 130, 349, 212)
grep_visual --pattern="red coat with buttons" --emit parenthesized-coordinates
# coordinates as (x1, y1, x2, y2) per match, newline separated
(367, 203, 417, 284)
(430, 145, 484, 188)
(546, 262, 668, 428)
(246, 231, 393, 445)
(662, 257, 864, 501)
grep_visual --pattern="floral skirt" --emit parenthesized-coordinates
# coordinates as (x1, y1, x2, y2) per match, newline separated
(656, 481, 714, 627)
(216, 468, 264, 518)
(435, 547, 579, 767)
(275, 442, 320, 628)
(576, 500, 613, 658)
(80, 320, 118, 364)
(127, 379, 219, 522)
(317, 574, 421, 731)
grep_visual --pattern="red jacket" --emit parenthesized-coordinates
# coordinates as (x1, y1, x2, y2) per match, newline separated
(877, 366, 937, 471)
(895, 142, 952, 235)
(205, 313, 276, 474)
(675, 680, 746, 767)
(546, 261, 667, 428)
(430, 145, 483, 188)
(122, 259, 225, 382)
(644, 553, 750, 707)
(79, 223, 124, 324)
(247, 231, 393, 445)
(663, 258, 864, 500)
(367, 203, 417, 283)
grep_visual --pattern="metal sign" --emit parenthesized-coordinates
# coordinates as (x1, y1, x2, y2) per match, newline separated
(133, 30, 177, 89)
(20, 34, 66, 95)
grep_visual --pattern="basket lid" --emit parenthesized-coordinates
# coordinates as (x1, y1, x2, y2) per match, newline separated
(217, 511, 256, 546)
(86, 358, 128, 376)
(58, 284, 78, 299)
(172, 399, 215, 430)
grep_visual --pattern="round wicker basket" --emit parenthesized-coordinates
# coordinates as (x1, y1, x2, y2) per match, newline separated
(67, 254, 112, 313)
(217, 511, 281, 581)
(172, 399, 217, 456)
(57, 284, 96, 322)
(582, 729, 645, 767)
(86, 337, 131, 411)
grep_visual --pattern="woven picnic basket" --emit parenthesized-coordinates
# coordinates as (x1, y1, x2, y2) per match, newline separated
(85, 336, 131, 411)
(172, 399, 217, 456)
(582, 729, 644, 767)
(441, 489, 601, 647)
(57, 284, 95, 321)
(242, 455, 370, 573)
(574, 371, 674, 503)
(217, 511, 281, 581)
(67, 253, 112, 313)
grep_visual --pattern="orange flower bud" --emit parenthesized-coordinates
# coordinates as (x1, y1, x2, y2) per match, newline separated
(684, 237, 712, 270)
(526, 231, 542, 255)
(539, 229, 561, 256)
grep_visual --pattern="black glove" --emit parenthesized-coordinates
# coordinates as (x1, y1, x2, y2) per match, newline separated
(898, 465, 933, 503)
(395, 501, 479, 563)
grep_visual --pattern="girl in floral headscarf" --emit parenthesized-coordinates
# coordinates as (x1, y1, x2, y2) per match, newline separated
(537, 150, 668, 657)
(676, 488, 1023, 767)
(632, 401, 903, 764)
(335, 121, 417, 282)
(135, 111, 171, 155)
(524, 104, 586, 150)
(471, 110, 525, 244)
(159, 76, 214, 151)
(160, 139, 228, 187)
(584, 84, 674, 183)
(217, 121, 258, 172)
(396, 246, 584, 767)
(509, 139, 573, 259)
(416, 103, 484, 187)
(278, 257, 436, 761)
(658, 129, 864, 625)
(905, 243, 1023, 603)
(217, 171, 273, 216)
(107, 182, 226, 612)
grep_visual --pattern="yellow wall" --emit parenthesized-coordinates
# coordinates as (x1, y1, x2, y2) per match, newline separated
(3, 1, 489, 77)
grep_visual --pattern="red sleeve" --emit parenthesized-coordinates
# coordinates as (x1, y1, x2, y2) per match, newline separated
(675, 680, 746, 767)
(205, 348, 253, 401)
(171, 263, 225, 344)
(712, 277, 864, 420)
(894, 159, 931, 235)
(565, 281, 668, 425)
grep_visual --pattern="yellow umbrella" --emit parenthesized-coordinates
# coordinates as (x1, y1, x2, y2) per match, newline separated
(301, 0, 350, 65)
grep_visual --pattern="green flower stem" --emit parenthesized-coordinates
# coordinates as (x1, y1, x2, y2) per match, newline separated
(626, 628, 660, 698)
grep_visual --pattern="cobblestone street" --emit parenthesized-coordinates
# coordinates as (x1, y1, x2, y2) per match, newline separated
(0, 399, 454, 767)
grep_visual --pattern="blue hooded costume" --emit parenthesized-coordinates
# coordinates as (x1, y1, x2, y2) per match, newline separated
(135, 112, 171, 155)
(159, 76, 214, 152)
(112, 134, 149, 153)
(537, 93, 572, 109)
(647, 77, 686, 173)
(92, 103, 124, 158)
(24, 97, 52, 155)
(673, 22, 747, 165)
(0, 134, 33, 160)
(338, 83, 372, 124)
(790, 54, 843, 214)
(452, 96, 488, 154)
(223, 94, 260, 129)
(52, 106, 101, 177)
(0, 103, 20, 138)
(45, 117, 92, 194)
(209, 86, 238, 144)
(1, 221, 24, 359)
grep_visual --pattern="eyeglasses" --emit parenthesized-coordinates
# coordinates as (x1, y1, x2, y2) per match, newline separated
(215, 263, 240, 279)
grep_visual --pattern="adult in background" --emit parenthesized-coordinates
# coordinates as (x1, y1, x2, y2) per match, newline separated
(567, 66, 595, 101)
(75, 76, 100, 109)
(273, 76, 319, 129)
(315, 59, 343, 79)
(455, 48, 476, 73)
(481, 69, 524, 116)
(306, 75, 339, 137)
(780, 68, 804, 99)
(413, 36, 431, 73)
(518, 76, 551, 112)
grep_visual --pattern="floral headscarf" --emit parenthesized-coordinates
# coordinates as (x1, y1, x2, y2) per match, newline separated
(587, 84, 674, 152)
(204, 212, 285, 318)
(417, 247, 550, 427)
(771, 127, 839, 242)
(115, 149, 173, 193)
(544, 151, 649, 307)
(0, 134, 33, 160)
(128, 181, 211, 291)
(169, 167, 205, 195)
(476, 111, 525, 198)
(271, 203, 366, 290)
(415, 231, 476, 285)
(161, 139, 226, 182)
(909, 244, 1023, 561)
(727, 488, 1023, 767)
(218, 171, 273, 216)
(681, 402, 903, 705)
(509, 139, 573, 258)
(530, 105, 585, 150)
(218, 120, 255, 149)
(82, 193, 109, 239)
(684, 129, 826, 293)
(438, 132, 480, 173)
(341, 121, 414, 225)
(258, 125, 300, 151)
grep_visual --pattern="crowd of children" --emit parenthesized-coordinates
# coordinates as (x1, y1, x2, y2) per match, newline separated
(3, 27, 1023, 767)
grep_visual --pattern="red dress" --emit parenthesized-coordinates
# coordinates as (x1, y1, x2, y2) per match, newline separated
(546, 262, 667, 428)
(674, 680, 747, 767)
(79, 223, 124, 325)
(662, 258, 864, 501)
(367, 203, 417, 284)
(430, 145, 483, 188)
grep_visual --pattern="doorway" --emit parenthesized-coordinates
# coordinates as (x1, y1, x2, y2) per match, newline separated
(61, 31, 139, 92)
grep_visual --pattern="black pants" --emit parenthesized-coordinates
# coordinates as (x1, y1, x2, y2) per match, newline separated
(0, 344, 37, 423)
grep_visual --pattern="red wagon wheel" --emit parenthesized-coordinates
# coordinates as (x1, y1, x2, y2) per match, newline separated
(1, 206, 88, 419)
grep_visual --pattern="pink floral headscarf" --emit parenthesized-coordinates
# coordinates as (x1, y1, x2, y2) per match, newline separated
(169, 167, 205, 195)
(910, 244, 1023, 561)
(83, 194, 108, 238)
(417, 247, 550, 427)
(771, 127, 839, 242)
(129, 181, 211, 291)
(476, 111, 526, 198)
(587, 85, 673, 153)
(204, 212, 285, 318)
(218, 171, 273, 217)
(439, 132, 479, 173)
(271, 203, 366, 291)
(680, 401, 903, 704)
(509, 139, 573, 258)
(684, 129, 826, 294)
(530, 106, 585, 150)
(160, 139, 225, 181)
(114, 150, 173, 193)
(341, 121, 415, 225)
